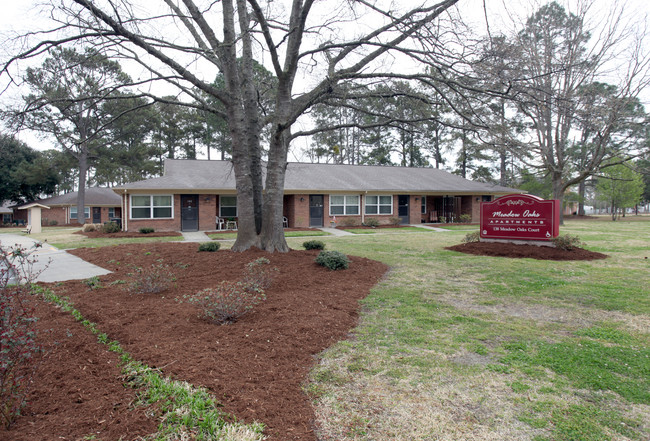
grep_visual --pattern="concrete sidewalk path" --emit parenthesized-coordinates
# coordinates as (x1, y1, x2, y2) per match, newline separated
(318, 227, 354, 236)
(0, 233, 111, 283)
(180, 231, 213, 242)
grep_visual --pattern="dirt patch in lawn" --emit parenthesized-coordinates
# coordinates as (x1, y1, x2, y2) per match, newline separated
(2, 243, 388, 441)
(445, 241, 608, 261)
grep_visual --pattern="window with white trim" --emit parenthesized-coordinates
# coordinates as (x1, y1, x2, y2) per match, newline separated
(421, 196, 427, 214)
(365, 195, 392, 215)
(108, 207, 116, 218)
(70, 206, 90, 220)
(330, 195, 359, 215)
(219, 196, 237, 217)
(131, 195, 173, 219)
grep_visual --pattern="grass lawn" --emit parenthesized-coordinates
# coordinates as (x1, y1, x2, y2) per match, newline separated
(286, 216, 650, 441)
(208, 229, 330, 240)
(0, 227, 182, 249)
(342, 226, 434, 234)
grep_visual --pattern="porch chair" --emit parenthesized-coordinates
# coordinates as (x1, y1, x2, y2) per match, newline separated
(216, 216, 225, 230)
(22, 225, 32, 234)
(283, 216, 289, 228)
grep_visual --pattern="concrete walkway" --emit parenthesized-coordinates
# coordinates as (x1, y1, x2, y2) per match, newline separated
(318, 227, 355, 236)
(412, 224, 450, 232)
(179, 231, 213, 242)
(0, 233, 111, 283)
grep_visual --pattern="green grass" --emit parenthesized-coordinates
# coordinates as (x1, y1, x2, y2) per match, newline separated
(291, 217, 650, 440)
(208, 229, 330, 240)
(435, 224, 479, 230)
(342, 226, 434, 234)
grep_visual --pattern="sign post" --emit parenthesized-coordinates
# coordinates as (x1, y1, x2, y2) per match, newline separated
(480, 194, 559, 243)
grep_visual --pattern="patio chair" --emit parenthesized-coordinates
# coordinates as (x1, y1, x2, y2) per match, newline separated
(22, 225, 32, 234)
(283, 216, 289, 228)
(216, 216, 225, 230)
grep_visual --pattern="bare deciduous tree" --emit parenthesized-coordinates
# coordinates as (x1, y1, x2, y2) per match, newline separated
(4, 0, 479, 251)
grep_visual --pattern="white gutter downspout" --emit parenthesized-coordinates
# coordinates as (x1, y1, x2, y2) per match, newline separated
(361, 191, 366, 225)
(122, 189, 128, 232)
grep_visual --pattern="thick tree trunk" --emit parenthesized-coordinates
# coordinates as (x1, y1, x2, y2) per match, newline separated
(551, 171, 565, 225)
(76, 147, 88, 226)
(578, 180, 586, 216)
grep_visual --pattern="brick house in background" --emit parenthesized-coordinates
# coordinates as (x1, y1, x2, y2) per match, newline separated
(14, 187, 122, 226)
(114, 159, 523, 232)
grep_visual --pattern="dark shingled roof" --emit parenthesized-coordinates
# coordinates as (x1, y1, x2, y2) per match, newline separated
(116, 159, 522, 195)
(20, 187, 122, 207)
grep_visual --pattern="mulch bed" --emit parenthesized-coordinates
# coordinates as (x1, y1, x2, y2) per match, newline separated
(445, 241, 608, 261)
(2, 243, 388, 441)
(75, 230, 183, 238)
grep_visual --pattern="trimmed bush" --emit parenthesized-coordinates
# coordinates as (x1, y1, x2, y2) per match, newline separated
(102, 221, 120, 234)
(198, 242, 221, 252)
(303, 240, 325, 250)
(82, 223, 98, 232)
(461, 231, 480, 243)
(139, 227, 155, 234)
(459, 214, 472, 223)
(364, 218, 380, 227)
(315, 250, 350, 271)
(338, 217, 358, 227)
(552, 234, 584, 251)
(388, 217, 401, 226)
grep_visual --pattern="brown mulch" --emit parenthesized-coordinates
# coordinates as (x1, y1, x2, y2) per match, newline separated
(2, 243, 388, 441)
(445, 241, 608, 261)
(76, 230, 183, 238)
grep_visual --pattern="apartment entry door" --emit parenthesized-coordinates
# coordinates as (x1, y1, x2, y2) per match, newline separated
(309, 195, 324, 227)
(181, 194, 199, 231)
(398, 195, 410, 224)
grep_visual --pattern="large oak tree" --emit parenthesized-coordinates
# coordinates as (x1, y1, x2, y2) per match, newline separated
(4, 0, 470, 251)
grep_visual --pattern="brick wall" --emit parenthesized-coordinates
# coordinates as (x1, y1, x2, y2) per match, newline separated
(198, 195, 217, 230)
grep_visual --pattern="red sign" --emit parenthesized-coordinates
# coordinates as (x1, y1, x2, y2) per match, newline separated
(480, 194, 560, 241)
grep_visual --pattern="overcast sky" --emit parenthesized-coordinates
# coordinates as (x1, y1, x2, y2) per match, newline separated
(1, 0, 648, 155)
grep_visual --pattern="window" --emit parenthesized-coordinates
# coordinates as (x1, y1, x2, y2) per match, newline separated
(365, 195, 392, 215)
(330, 195, 359, 215)
(108, 207, 115, 218)
(421, 196, 426, 214)
(131, 195, 173, 219)
(220, 196, 237, 217)
(70, 206, 90, 220)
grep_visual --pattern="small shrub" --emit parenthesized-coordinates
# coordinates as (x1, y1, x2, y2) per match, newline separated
(552, 234, 584, 251)
(126, 263, 174, 294)
(0, 244, 43, 428)
(242, 257, 277, 293)
(459, 213, 472, 223)
(184, 258, 277, 324)
(315, 250, 350, 271)
(139, 227, 155, 234)
(462, 231, 480, 243)
(388, 217, 401, 226)
(198, 242, 220, 252)
(338, 217, 358, 227)
(439, 216, 447, 224)
(48, 220, 58, 226)
(303, 240, 325, 250)
(101, 221, 121, 234)
(83, 276, 102, 290)
(364, 218, 380, 227)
